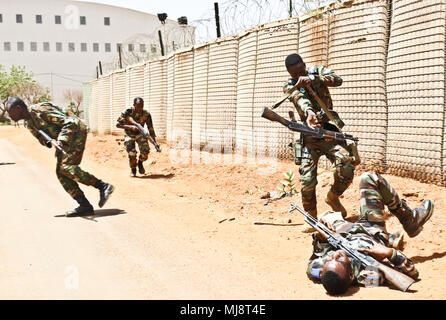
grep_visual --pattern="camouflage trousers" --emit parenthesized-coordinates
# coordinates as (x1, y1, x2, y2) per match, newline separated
(124, 135, 150, 169)
(56, 122, 99, 199)
(359, 171, 400, 224)
(299, 138, 355, 212)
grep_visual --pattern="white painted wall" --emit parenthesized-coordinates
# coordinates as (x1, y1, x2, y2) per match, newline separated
(0, 0, 192, 106)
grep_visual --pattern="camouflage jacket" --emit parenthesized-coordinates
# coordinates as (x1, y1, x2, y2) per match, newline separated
(283, 65, 344, 129)
(306, 211, 418, 287)
(26, 102, 83, 148)
(116, 107, 156, 139)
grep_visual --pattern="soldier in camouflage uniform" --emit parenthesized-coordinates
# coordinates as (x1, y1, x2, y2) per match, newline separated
(5, 97, 114, 217)
(116, 97, 157, 177)
(306, 171, 434, 295)
(283, 53, 355, 218)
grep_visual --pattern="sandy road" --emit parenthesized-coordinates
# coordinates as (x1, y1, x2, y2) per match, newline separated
(0, 129, 308, 300)
(2, 126, 446, 300)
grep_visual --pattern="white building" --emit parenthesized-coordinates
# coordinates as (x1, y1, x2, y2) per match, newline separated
(0, 0, 194, 105)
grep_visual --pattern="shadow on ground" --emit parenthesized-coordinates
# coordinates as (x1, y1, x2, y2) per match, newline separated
(54, 208, 126, 221)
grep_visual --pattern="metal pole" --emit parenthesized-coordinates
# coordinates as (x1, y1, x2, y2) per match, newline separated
(214, 2, 221, 38)
(289, 0, 293, 18)
(118, 44, 123, 69)
(96, 66, 99, 79)
(98, 61, 103, 75)
(158, 30, 165, 56)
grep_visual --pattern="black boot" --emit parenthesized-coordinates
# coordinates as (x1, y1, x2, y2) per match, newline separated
(137, 161, 145, 175)
(390, 199, 434, 238)
(66, 195, 94, 217)
(94, 180, 115, 208)
(131, 168, 137, 177)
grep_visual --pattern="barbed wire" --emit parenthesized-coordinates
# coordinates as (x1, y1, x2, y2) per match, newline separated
(190, 0, 336, 43)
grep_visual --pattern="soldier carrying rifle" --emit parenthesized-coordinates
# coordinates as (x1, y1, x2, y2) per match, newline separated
(116, 97, 160, 177)
(277, 53, 359, 219)
(4, 97, 115, 217)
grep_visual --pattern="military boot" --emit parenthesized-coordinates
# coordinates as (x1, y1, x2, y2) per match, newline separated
(66, 195, 94, 217)
(131, 168, 137, 177)
(94, 180, 115, 208)
(137, 160, 145, 175)
(389, 199, 434, 238)
(325, 190, 347, 218)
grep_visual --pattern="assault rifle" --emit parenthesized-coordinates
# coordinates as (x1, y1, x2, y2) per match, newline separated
(261, 107, 358, 144)
(134, 123, 161, 152)
(288, 203, 415, 292)
(38, 130, 67, 156)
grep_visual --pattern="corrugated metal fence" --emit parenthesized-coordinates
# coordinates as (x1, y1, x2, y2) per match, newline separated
(85, 0, 446, 186)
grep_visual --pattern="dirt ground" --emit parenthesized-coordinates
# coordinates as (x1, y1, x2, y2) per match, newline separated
(1, 125, 446, 299)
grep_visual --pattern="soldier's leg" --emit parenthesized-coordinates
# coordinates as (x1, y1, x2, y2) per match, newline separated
(299, 147, 321, 218)
(359, 171, 433, 238)
(59, 126, 114, 209)
(124, 136, 138, 176)
(136, 136, 150, 174)
(325, 145, 355, 217)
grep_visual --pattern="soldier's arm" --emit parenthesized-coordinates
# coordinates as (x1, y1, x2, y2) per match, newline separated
(116, 108, 137, 131)
(312, 66, 342, 87)
(146, 113, 156, 139)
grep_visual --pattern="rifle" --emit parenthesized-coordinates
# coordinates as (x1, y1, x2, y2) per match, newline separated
(288, 203, 415, 292)
(133, 123, 161, 152)
(261, 107, 358, 144)
(38, 130, 67, 156)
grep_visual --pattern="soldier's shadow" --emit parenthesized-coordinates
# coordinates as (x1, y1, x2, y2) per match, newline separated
(54, 209, 126, 222)
(137, 173, 175, 180)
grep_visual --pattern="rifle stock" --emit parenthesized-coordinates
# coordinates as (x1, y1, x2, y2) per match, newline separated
(134, 123, 161, 152)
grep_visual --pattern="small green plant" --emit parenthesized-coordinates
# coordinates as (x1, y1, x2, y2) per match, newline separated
(277, 170, 299, 196)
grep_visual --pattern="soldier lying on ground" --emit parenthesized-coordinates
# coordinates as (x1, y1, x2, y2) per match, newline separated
(116, 97, 157, 177)
(283, 53, 355, 219)
(5, 97, 114, 217)
(307, 171, 434, 295)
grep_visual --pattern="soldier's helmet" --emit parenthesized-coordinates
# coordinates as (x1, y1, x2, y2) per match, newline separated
(6, 97, 27, 111)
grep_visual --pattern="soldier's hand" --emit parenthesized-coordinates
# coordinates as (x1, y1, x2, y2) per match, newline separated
(296, 76, 311, 88)
(55, 140, 64, 149)
(306, 110, 321, 129)
(358, 244, 394, 262)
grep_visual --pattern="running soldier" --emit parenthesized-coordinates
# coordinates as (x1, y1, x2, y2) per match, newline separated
(283, 53, 356, 218)
(5, 97, 114, 217)
(116, 97, 157, 177)
(306, 171, 434, 295)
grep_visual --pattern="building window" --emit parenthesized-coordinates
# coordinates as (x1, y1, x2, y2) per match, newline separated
(80, 16, 86, 25)
(55, 15, 61, 24)
(43, 42, 50, 52)
(68, 42, 75, 52)
(56, 42, 62, 52)
(93, 43, 99, 52)
(16, 14, 23, 23)
(4, 42, 11, 51)
(128, 44, 134, 52)
(0, 14, 3, 23)
(36, 15, 42, 24)
(30, 42, 37, 51)
(151, 44, 157, 54)
(104, 17, 110, 26)
(140, 44, 146, 52)
(81, 43, 87, 52)
(105, 43, 111, 52)
(17, 42, 24, 51)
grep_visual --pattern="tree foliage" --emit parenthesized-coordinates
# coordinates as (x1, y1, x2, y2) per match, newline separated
(63, 88, 83, 117)
(0, 65, 51, 120)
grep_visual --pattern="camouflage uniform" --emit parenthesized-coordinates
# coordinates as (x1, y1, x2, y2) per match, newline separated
(26, 102, 99, 199)
(116, 107, 156, 169)
(283, 65, 355, 214)
(306, 172, 418, 287)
